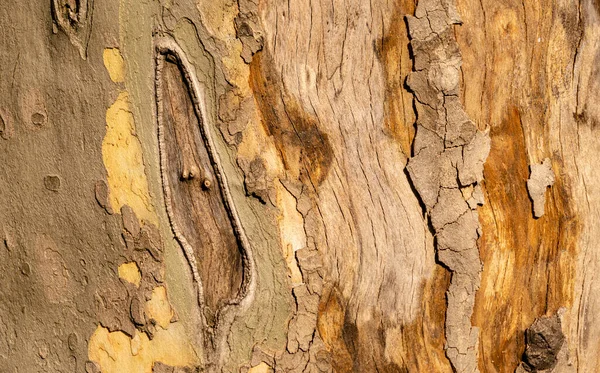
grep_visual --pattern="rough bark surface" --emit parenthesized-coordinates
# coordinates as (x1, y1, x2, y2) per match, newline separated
(405, 0, 490, 370)
(1, 0, 599, 372)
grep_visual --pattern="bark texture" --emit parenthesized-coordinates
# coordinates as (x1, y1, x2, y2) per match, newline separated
(0, 0, 599, 372)
(405, 0, 490, 371)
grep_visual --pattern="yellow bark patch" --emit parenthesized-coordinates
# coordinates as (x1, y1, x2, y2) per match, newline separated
(145, 286, 174, 329)
(275, 181, 305, 287)
(248, 362, 274, 373)
(88, 324, 199, 373)
(195, 0, 237, 41)
(237, 113, 283, 178)
(118, 262, 141, 287)
(103, 48, 126, 83)
(221, 41, 251, 96)
(102, 91, 157, 225)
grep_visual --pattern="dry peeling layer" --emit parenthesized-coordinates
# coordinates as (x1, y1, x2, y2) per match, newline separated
(405, 0, 490, 371)
(521, 313, 565, 372)
(51, 0, 94, 59)
(527, 158, 555, 218)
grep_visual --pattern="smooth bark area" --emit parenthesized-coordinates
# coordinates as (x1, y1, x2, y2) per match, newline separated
(1, 0, 599, 372)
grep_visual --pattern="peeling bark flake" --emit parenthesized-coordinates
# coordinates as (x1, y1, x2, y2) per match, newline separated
(405, 0, 490, 371)
(527, 158, 555, 218)
(520, 313, 565, 372)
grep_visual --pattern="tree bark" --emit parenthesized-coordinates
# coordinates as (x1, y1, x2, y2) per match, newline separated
(0, 0, 597, 372)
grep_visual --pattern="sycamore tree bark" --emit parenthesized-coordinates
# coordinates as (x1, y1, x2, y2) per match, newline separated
(1, 0, 598, 372)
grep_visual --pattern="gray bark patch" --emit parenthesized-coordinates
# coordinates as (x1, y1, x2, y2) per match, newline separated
(405, 0, 491, 371)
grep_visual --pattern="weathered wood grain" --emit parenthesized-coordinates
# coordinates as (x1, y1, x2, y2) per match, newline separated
(455, 0, 590, 371)
(51, 0, 94, 59)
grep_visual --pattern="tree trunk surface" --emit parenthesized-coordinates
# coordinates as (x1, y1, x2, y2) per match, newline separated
(0, 0, 598, 372)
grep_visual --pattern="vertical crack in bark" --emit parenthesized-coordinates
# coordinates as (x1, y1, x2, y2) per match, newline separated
(154, 36, 256, 368)
(405, 1, 490, 372)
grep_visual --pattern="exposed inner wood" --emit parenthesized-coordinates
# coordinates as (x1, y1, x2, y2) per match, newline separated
(160, 59, 243, 321)
(453, 0, 585, 369)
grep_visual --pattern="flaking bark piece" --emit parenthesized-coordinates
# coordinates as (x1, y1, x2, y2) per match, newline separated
(527, 158, 555, 218)
(152, 362, 196, 373)
(458, 130, 491, 186)
(406, 1, 490, 371)
(121, 205, 141, 238)
(428, 58, 461, 94)
(407, 70, 443, 108)
(439, 147, 462, 188)
(467, 185, 484, 209)
(407, 147, 442, 209)
(406, 15, 435, 41)
(523, 314, 565, 371)
(437, 211, 479, 254)
(94, 180, 113, 214)
(430, 188, 469, 230)
(413, 124, 445, 156)
(445, 96, 477, 147)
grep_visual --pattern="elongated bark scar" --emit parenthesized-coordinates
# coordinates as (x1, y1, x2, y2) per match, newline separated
(154, 37, 255, 329)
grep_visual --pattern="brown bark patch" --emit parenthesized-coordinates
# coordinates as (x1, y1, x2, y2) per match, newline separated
(249, 51, 333, 187)
(473, 106, 580, 373)
(317, 267, 451, 372)
(317, 288, 353, 373)
(386, 266, 452, 372)
(593, 0, 600, 17)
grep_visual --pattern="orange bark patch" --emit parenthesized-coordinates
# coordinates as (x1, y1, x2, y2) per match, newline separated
(473, 106, 580, 372)
(375, 0, 416, 157)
